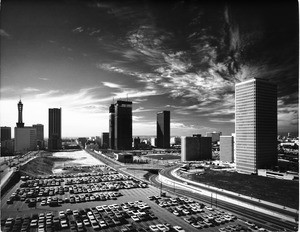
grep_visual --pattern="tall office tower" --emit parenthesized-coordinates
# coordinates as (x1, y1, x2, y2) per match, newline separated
(16, 100, 25, 128)
(33, 124, 44, 149)
(157, 111, 170, 148)
(114, 100, 132, 150)
(235, 78, 277, 174)
(1, 127, 11, 141)
(181, 135, 212, 161)
(109, 104, 115, 149)
(102, 132, 109, 149)
(48, 108, 62, 151)
(220, 136, 234, 162)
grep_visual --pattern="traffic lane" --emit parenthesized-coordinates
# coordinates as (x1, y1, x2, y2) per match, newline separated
(162, 166, 298, 219)
(150, 174, 298, 232)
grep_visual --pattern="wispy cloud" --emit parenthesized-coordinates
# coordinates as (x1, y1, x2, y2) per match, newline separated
(23, 87, 40, 93)
(38, 77, 50, 81)
(0, 29, 10, 38)
(102, 82, 123, 89)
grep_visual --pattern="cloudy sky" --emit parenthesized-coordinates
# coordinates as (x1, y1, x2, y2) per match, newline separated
(0, 0, 298, 138)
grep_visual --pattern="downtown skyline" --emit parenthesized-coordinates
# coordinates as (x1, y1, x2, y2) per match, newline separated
(0, 0, 298, 138)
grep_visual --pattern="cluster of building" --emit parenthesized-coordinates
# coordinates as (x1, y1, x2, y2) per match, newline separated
(0, 78, 292, 176)
(0, 100, 62, 154)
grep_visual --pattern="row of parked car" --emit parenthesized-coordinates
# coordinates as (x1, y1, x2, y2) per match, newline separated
(8, 170, 148, 206)
(152, 195, 240, 230)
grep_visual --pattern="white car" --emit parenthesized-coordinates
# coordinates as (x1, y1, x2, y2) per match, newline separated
(173, 226, 185, 232)
(131, 215, 140, 222)
(60, 220, 68, 229)
(83, 219, 90, 226)
(149, 225, 159, 232)
(156, 224, 169, 231)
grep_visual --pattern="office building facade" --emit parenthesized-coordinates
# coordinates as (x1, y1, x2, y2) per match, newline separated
(157, 111, 170, 148)
(235, 78, 277, 174)
(220, 136, 234, 162)
(1, 127, 11, 141)
(109, 104, 115, 149)
(102, 132, 109, 149)
(15, 127, 37, 153)
(181, 135, 212, 161)
(114, 100, 132, 150)
(48, 108, 62, 151)
(33, 124, 44, 149)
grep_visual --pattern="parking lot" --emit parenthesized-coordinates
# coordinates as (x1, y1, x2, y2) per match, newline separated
(2, 163, 269, 232)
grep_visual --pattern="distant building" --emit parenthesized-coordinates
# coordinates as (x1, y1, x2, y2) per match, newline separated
(15, 127, 37, 153)
(114, 100, 132, 150)
(220, 136, 234, 162)
(33, 124, 44, 149)
(109, 104, 115, 149)
(206, 132, 222, 143)
(1, 127, 11, 141)
(16, 100, 24, 128)
(134, 137, 141, 149)
(48, 108, 62, 151)
(235, 78, 277, 174)
(157, 111, 170, 148)
(181, 135, 212, 161)
(102, 133, 109, 149)
(1, 139, 14, 155)
(232, 133, 236, 163)
(150, 137, 157, 147)
(114, 153, 133, 163)
(77, 137, 87, 148)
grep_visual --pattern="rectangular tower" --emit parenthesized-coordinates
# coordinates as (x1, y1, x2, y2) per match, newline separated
(114, 101, 132, 150)
(48, 108, 62, 151)
(157, 111, 170, 148)
(220, 136, 234, 162)
(181, 135, 212, 161)
(235, 78, 277, 174)
(109, 104, 115, 149)
(1, 127, 11, 141)
(33, 124, 44, 149)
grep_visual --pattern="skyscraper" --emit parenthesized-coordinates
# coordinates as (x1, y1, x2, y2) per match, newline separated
(157, 111, 170, 148)
(1, 127, 11, 141)
(16, 100, 24, 128)
(102, 132, 109, 149)
(109, 104, 115, 149)
(33, 124, 44, 149)
(235, 78, 277, 174)
(114, 100, 132, 150)
(48, 108, 62, 151)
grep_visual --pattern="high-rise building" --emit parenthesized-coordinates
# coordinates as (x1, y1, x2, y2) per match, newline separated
(157, 111, 170, 148)
(16, 100, 24, 128)
(1, 127, 11, 141)
(15, 127, 37, 153)
(33, 124, 44, 149)
(109, 104, 115, 149)
(235, 78, 277, 174)
(114, 100, 132, 150)
(181, 135, 212, 161)
(206, 131, 222, 143)
(102, 132, 109, 149)
(48, 108, 62, 151)
(220, 136, 234, 162)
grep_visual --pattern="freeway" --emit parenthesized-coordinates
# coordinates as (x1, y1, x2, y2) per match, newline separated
(153, 168, 299, 231)
(161, 166, 298, 219)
